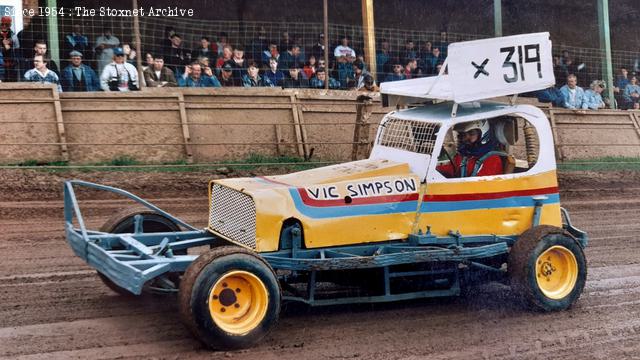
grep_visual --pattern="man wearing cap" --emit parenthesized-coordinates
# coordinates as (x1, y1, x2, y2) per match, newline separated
(94, 28, 120, 73)
(144, 54, 177, 87)
(219, 63, 239, 86)
(61, 50, 99, 92)
(99, 47, 139, 92)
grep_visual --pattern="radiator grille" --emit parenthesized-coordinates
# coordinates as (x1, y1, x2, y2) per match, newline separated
(209, 184, 257, 249)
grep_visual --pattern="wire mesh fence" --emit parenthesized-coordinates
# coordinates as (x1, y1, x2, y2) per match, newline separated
(5, 15, 640, 91)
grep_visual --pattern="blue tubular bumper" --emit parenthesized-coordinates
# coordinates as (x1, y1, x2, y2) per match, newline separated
(64, 180, 218, 295)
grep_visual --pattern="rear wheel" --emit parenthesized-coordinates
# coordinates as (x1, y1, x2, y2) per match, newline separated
(179, 246, 281, 349)
(508, 225, 587, 311)
(97, 206, 182, 295)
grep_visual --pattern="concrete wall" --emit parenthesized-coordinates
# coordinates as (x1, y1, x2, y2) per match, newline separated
(0, 83, 639, 165)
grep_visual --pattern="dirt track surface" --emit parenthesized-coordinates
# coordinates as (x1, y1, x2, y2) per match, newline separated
(2, 169, 640, 360)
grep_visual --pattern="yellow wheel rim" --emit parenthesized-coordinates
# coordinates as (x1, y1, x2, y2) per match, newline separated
(208, 270, 269, 335)
(535, 245, 578, 300)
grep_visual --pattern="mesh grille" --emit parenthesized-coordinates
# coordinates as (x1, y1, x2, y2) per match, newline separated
(209, 184, 257, 249)
(377, 118, 440, 155)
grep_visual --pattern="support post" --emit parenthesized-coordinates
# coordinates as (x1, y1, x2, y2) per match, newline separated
(51, 87, 69, 162)
(132, 0, 145, 89)
(352, 95, 372, 160)
(323, 0, 330, 91)
(597, 0, 615, 109)
(177, 94, 193, 163)
(361, 0, 377, 82)
(493, 0, 502, 37)
(46, 0, 60, 68)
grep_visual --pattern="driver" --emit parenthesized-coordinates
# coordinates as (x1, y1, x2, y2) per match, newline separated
(437, 120, 503, 178)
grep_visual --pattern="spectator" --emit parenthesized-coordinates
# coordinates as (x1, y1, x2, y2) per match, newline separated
(376, 38, 392, 80)
(94, 28, 120, 73)
(225, 45, 246, 81)
(293, 34, 306, 61)
(582, 80, 606, 110)
(425, 47, 443, 75)
(0, 16, 19, 81)
(278, 44, 302, 71)
(310, 67, 340, 89)
(262, 40, 279, 65)
(310, 32, 325, 60)
(614, 67, 629, 94)
(215, 32, 229, 57)
(417, 40, 432, 69)
(242, 61, 273, 87)
(99, 47, 139, 92)
(402, 39, 417, 64)
(144, 54, 177, 87)
(282, 64, 309, 88)
(358, 75, 379, 92)
(559, 74, 585, 109)
(25, 40, 59, 75)
(197, 56, 211, 69)
(264, 57, 285, 86)
(179, 61, 221, 87)
(218, 63, 239, 86)
(0, 48, 4, 80)
(334, 35, 356, 87)
(24, 54, 62, 92)
(404, 58, 418, 79)
(163, 34, 191, 75)
(303, 55, 318, 79)
(215, 45, 233, 73)
(164, 26, 176, 49)
(122, 43, 137, 67)
(142, 52, 154, 71)
(384, 61, 405, 82)
(623, 75, 640, 109)
(279, 32, 292, 56)
(64, 24, 89, 57)
(349, 60, 373, 90)
(434, 31, 449, 58)
(193, 36, 216, 61)
(61, 50, 100, 92)
(248, 27, 268, 65)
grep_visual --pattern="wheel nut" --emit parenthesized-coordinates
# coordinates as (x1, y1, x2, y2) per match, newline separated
(236, 288, 241, 293)
(222, 282, 228, 288)
(234, 303, 240, 308)
(221, 308, 226, 312)
(212, 295, 218, 300)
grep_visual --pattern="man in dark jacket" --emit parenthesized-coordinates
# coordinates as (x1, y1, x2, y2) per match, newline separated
(61, 51, 100, 91)
(282, 64, 309, 88)
(143, 54, 177, 87)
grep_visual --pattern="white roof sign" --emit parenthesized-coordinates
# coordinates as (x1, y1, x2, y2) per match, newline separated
(380, 32, 555, 105)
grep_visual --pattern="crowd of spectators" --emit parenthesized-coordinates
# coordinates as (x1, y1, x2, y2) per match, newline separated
(0, 20, 450, 93)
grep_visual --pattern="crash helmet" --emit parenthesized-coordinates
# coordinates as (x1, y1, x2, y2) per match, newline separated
(456, 120, 491, 144)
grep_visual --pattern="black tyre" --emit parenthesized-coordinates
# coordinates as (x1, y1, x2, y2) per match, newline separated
(98, 206, 182, 295)
(179, 246, 281, 350)
(508, 225, 587, 311)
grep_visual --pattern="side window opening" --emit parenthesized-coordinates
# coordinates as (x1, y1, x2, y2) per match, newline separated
(436, 116, 539, 179)
(377, 117, 440, 155)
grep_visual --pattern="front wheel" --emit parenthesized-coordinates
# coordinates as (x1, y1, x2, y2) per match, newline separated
(179, 246, 281, 350)
(508, 225, 587, 312)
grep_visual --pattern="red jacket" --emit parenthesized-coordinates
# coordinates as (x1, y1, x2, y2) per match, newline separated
(437, 153, 503, 178)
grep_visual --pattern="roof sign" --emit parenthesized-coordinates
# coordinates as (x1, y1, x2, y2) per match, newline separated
(380, 33, 555, 105)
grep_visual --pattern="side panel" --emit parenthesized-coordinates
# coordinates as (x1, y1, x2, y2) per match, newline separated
(417, 170, 562, 236)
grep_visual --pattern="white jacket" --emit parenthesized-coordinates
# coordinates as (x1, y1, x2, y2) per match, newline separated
(99, 62, 139, 91)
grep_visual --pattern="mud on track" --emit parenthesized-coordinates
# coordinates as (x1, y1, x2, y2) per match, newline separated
(1, 169, 640, 360)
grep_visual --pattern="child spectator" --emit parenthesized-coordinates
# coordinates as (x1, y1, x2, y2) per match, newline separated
(242, 61, 273, 87)
(263, 57, 285, 86)
(623, 75, 640, 109)
(310, 67, 340, 89)
(559, 74, 585, 109)
(24, 54, 62, 92)
(215, 45, 233, 73)
(303, 55, 318, 79)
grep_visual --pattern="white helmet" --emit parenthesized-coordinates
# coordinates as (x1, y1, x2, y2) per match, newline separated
(456, 120, 491, 144)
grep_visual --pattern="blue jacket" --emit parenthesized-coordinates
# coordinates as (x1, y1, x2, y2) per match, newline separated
(309, 75, 340, 89)
(383, 73, 406, 82)
(178, 74, 221, 87)
(61, 64, 100, 92)
(623, 84, 640, 103)
(263, 70, 285, 87)
(559, 85, 585, 109)
(242, 74, 274, 87)
(582, 89, 604, 110)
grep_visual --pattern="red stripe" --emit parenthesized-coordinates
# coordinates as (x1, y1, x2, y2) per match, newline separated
(298, 188, 419, 207)
(424, 186, 559, 202)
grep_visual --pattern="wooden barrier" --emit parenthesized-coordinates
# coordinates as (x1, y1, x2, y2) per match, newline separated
(0, 83, 639, 164)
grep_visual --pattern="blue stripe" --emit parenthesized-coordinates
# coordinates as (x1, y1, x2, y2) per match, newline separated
(288, 189, 560, 219)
